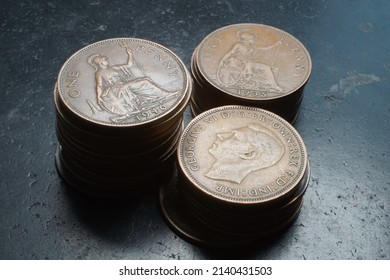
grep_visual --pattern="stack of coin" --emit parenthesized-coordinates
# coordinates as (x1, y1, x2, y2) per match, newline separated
(54, 38, 192, 197)
(160, 105, 310, 247)
(190, 23, 312, 123)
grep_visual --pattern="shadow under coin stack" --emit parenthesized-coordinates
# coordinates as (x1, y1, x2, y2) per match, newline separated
(54, 38, 191, 197)
(190, 23, 312, 123)
(160, 106, 310, 247)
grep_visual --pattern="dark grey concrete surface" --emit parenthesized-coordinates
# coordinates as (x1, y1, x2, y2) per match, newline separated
(0, 0, 389, 259)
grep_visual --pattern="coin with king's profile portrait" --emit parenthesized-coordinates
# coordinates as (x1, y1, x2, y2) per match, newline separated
(177, 105, 308, 204)
(204, 123, 285, 184)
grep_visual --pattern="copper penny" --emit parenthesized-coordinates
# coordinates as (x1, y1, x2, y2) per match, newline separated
(57, 38, 189, 127)
(196, 23, 311, 101)
(177, 105, 308, 205)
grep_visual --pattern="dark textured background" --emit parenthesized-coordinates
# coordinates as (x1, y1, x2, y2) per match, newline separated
(0, 0, 389, 259)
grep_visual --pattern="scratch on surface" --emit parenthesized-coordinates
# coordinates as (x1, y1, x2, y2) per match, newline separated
(7, 107, 22, 120)
(29, 180, 38, 187)
(293, 2, 320, 19)
(331, 72, 381, 95)
(218, 0, 234, 13)
(358, 22, 374, 33)
(95, 25, 107, 31)
(89, 1, 101, 6)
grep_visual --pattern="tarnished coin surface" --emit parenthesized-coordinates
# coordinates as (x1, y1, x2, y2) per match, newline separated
(57, 38, 189, 126)
(196, 23, 311, 100)
(177, 105, 308, 204)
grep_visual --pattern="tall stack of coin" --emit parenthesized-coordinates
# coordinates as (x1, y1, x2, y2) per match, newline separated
(160, 106, 310, 247)
(190, 23, 312, 123)
(54, 38, 192, 197)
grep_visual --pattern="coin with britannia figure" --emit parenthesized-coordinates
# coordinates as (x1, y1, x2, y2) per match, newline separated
(54, 38, 191, 196)
(57, 38, 189, 127)
(196, 23, 311, 101)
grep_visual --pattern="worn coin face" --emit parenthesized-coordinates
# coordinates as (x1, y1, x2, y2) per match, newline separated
(57, 38, 189, 127)
(196, 24, 311, 100)
(177, 105, 307, 204)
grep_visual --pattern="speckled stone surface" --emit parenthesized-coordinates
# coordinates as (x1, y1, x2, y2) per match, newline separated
(0, 0, 389, 260)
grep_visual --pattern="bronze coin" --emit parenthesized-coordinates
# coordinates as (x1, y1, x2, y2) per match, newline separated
(56, 111, 183, 157)
(181, 160, 310, 218)
(56, 114, 183, 170)
(55, 84, 186, 144)
(159, 168, 306, 247)
(196, 23, 311, 102)
(57, 38, 190, 129)
(54, 38, 191, 196)
(160, 105, 310, 246)
(190, 82, 304, 122)
(180, 163, 310, 235)
(56, 144, 177, 197)
(177, 105, 308, 206)
(159, 173, 252, 247)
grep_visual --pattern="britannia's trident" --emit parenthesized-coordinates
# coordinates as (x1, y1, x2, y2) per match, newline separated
(118, 41, 146, 77)
(271, 36, 284, 66)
